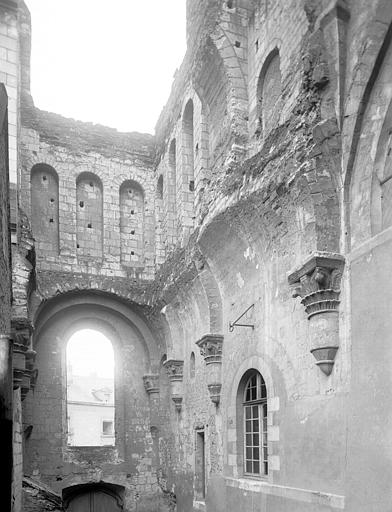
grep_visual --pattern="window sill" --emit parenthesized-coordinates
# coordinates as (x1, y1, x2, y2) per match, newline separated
(224, 477, 345, 509)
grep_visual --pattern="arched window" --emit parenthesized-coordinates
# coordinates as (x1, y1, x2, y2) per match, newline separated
(66, 329, 115, 447)
(157, 175, 163, 200)
(242, 370, 268, 476)
(30, 163, 59, 255)
(256, 49, 282, 136)
(119, 180, 145, 265)
(182, 100, 195, 194)
(76, 172, 103, 259)
(190, 351, 195, 379)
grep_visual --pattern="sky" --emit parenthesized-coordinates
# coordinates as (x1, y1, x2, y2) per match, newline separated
(67, 329, 114, 378)
(24, 0, 187, 134)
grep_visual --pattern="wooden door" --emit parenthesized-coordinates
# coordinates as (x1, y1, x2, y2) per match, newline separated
(67, 489, 122, 512)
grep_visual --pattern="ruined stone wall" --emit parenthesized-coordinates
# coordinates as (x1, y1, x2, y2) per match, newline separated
(22, 293, 169, 512)
(9, 1, 392, 512)
(20, 105, 157, 281)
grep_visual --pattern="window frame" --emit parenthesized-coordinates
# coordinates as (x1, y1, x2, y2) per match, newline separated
(242, 371, 268, 478)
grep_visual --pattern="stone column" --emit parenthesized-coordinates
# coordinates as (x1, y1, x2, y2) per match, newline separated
(288, 252, 345, 375)
(163, 359, 184, 412)
(196, 334, 224, 404)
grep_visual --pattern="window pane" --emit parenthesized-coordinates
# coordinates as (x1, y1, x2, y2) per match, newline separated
(246, 447, 252, 459)
(246, 434, 252, 446)
(246, 461, 253, 473)
(253, 447, 259, 460)
(253, 461, 260, 474)
(253, 419, 259, 432)
(245, 406, 251, 419)
(252, 405, 259, 418)
(253, 433, 259, 446)
(246, 420, 252, 432)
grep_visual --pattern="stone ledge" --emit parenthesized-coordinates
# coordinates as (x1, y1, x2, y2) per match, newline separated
(224, 477, 345, 509)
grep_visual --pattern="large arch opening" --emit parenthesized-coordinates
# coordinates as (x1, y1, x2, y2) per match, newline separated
(66, 329, 115, 447)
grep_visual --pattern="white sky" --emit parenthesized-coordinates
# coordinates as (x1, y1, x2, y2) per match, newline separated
(67, 329, 114, 377)
(24, 0, 187, 134)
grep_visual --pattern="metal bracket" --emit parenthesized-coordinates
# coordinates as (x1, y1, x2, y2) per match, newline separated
(229, 304, 255, 332)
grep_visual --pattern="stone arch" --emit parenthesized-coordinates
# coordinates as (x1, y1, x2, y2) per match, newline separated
(76, 172, 103, 259)
(209, 29, 248, 146)
(256, 48, 282, 136)
(24, 291, 161, 487)
(30, 163, 59, 256)
(119, 179, 145, 266)
(345, 21, 392, 248)
(63, 482, 124, 511)
(343, 4, 392, 248)
(197, 259, 223, 333)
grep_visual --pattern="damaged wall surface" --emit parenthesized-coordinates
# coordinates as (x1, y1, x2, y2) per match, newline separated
(1, 0, 392, 511)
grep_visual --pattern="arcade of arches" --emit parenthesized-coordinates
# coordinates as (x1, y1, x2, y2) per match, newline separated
(1, 1, 392, 512)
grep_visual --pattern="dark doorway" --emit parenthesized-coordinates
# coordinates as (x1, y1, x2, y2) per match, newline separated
(64, 484, 123, 512)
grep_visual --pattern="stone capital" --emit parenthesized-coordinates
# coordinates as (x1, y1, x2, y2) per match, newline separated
(163, 359, 184, 382)
(196, 334, 224, 364)
(143, 374, 160, 395)
(288, 252, 345, 319)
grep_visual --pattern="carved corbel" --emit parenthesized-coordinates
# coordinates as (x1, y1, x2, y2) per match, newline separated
(288, 252, 345, 375)
(163, 359, 184, 412)
(196, 334, 224, 404)
(143, 374, 160, 396)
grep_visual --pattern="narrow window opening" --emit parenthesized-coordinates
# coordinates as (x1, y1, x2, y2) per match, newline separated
(235, 40, 241, 48)
(189, 180, 195, 192)
(87, 223, 92, 228)
(195, 430, 206, 500)
(50, 198, 55, 203)
(49, 218, 54, 223)
(79, 201, 84, 208)
(131, 230, 135, 235)
(42, 175, 47, 181)
(190, 352, 195, 379)
(66, 329, 115, 447)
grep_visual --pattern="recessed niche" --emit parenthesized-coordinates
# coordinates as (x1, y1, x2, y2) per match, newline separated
(87, 223, 92, 229)
(79, 201, 84, 208)
(49, 218, 54, 223)
(42, 175, 47, 181)
(189, 180, 195, 192)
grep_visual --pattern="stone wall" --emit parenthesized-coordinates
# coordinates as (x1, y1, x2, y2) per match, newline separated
(4, 1, 392, 512)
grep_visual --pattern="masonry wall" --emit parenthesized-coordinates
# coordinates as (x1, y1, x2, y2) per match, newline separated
(0, 0, 18, 184)
(23, 293, 170, 512)
(10, 1, 392, 512)
(20, 108, 157, 280)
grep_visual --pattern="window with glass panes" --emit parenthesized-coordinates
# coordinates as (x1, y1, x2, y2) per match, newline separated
(243, 371, 268, 476)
